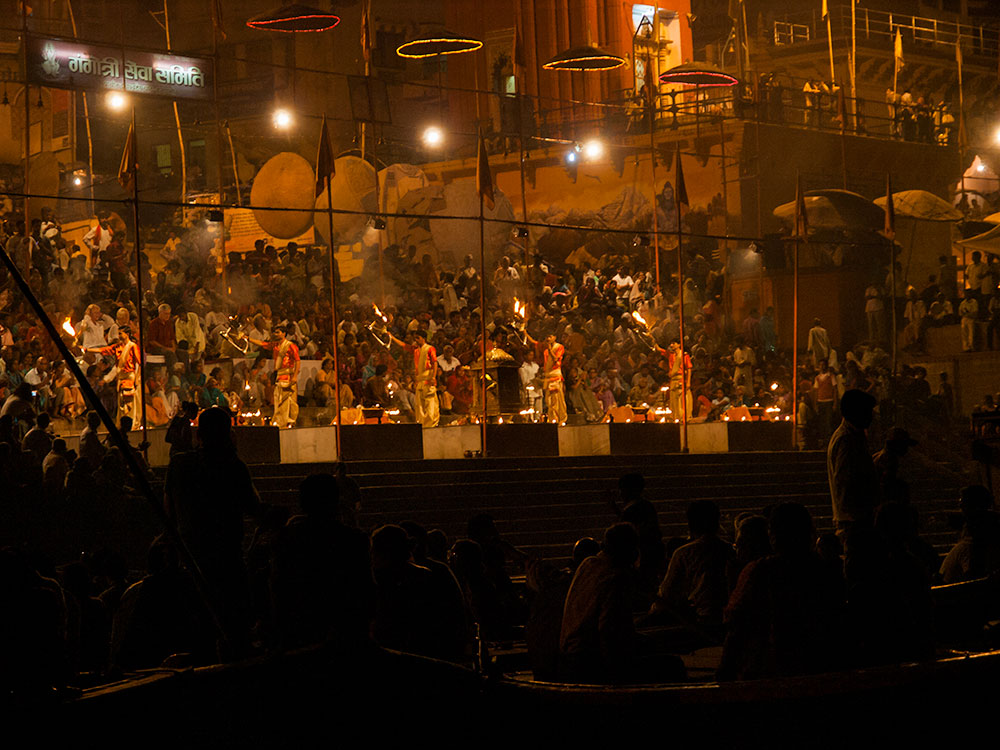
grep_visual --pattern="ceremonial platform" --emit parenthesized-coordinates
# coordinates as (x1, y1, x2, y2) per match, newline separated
(60, 420, 796, 467)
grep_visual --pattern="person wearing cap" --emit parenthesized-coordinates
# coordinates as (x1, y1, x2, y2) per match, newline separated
(873, 427, 918, 504)
(827, 389, 879, 534)
(86, 324, 142, 427)
(249, 324, 300, 428)
(387, 328, 439, 427)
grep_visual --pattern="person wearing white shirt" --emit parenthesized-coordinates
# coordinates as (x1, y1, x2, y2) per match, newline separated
(77, 304, 114, 349)
(519, 350, 542, 417)
(437, 344, 460, 374)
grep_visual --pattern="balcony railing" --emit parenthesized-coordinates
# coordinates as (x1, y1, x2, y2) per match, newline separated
(771, 4, 1000, 59)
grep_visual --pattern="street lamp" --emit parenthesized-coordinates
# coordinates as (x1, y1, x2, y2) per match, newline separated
(422, 125, 444, 148)
(582, 138, 605, 161)
(273, 108, 293, 130)
(107, 91, 128, 110)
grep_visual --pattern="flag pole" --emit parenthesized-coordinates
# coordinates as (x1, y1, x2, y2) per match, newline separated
(824, 2, 835, 85)
(850, 0, 857, 130)
(675, 143, 687, 451)
(129, 107, 149, 453)
(319, 116, 342, 460)
(650, 73, 661, 291)
(792, 173, 805, 450)
(475, 60, 489, 456)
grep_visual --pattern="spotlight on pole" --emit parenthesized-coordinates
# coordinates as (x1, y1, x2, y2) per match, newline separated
(372, 217, 387, 230)
(107, 91, 128, 110)
(515, 226, 530, 239)
(422, 125, 444, 148)
(632, 235, 651, 247)
(272, 108, 293, 129)
(582, 138, 605, 161)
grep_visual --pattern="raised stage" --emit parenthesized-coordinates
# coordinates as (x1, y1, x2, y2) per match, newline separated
(59, 421, 795, 467)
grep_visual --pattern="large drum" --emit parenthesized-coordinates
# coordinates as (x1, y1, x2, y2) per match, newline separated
(250, 152, 315, 239)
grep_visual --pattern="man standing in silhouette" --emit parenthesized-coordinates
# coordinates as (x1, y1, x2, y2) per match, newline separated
(827, 389, 879, 542)
(165, 407, 259, 657)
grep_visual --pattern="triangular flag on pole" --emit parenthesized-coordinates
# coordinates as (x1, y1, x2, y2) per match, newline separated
(675, 143, 689, 211)
(361, 0, 372, 68)
(315, 115, 336, 198)
(513, 24, 526, 70)
(894, 29, 904, 69)
(822, 0, 828, 20)
(477, 131, 495, 210)
(883, 174, 895, 240)
(794, 175, 809, 239)
(117, 120, 136, 193)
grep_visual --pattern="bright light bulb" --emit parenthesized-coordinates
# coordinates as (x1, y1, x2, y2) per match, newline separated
(107, 91, 127, 110)
(582, 138, 605, 160)
(422, 125, 444, 147)
(565, 150, 578, 164)
(73, 176, 82, 186)
(273, 108, 292, 129)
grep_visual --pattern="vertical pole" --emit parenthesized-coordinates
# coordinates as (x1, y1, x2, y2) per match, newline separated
(826, 10, 836, 85)
(66, 0, 95, 216)
(650, 94, 660, 290)
(131, 107, 149, 450)
(21, 1, 30, 238)
(850, 0, 857, 129)
(891, 238, 897, 378)
(475, 65, 488, 456)
(225, 123, 242, 206)
(326, 172, 342, 459)
(792, 236, 799, 449)
(675, 149, 687, 451)
(163, 0, 187, 226)
(373, 122, 384, 308)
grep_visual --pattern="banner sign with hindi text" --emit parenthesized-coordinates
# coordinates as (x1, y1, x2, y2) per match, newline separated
(27, 35, 212, 101)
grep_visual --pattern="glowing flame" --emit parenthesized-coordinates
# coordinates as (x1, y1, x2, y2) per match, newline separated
(513, 299, 526, 319)
(770, 382, 779, 391)
(373, 304, 388, 323)
(61, 318, 75, 337)
(631, 311, 648, 328)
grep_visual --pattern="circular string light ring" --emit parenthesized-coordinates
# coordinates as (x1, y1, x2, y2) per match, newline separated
(396, 30, 483, 59)
(246, 3, 341, 32)
(542, 45, 626, 72)
(658, 62, 739, 87)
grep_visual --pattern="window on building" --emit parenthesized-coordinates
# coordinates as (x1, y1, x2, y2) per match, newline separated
(374, 30, 406, 69)
(188, 138, 206, 183)
(154, 144, 172, 176)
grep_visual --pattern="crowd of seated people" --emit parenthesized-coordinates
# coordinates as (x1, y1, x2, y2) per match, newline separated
(2, 407, 998, 702)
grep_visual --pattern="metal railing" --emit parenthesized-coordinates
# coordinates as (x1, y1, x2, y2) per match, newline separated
(771, 4, 1000, 59)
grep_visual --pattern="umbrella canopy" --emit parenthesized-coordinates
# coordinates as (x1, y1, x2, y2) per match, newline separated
(873, 190, 963, 222)
(773, 190, 884, 231)
(542, 45, 626, 71)
(396, 28, 482, 58)
(246, 4, 340, 32)
(956, 223, 1000, 254)
(658, 62, 738, 87)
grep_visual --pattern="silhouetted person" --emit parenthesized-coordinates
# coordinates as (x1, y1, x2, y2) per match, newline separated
(525, 536, 600, 681)
(165, 401, 198, 457)
(371, 524, 438, 656)
(165, 406, 259, 658)
(271, 474, 374, 650)
(719, 503, 845, 680)
(400, 520, 468, 660)
(449, 538, 507, 642)
(728, 513, 772, 588)
(940, 485, 1000, 584)
(559, 523, 641, 684)
(828, 389, 879, 573)
(873, 427, 918, 504)
(612, 472, 665, 597)
(650, 500, 735, 629)
(110, 536, 215, 671)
